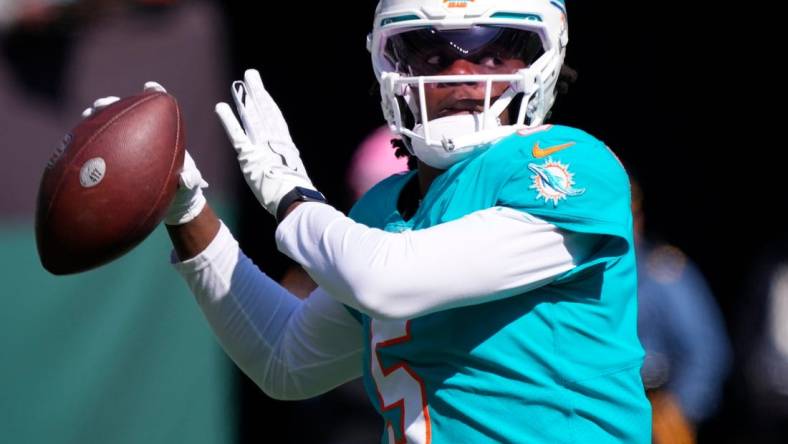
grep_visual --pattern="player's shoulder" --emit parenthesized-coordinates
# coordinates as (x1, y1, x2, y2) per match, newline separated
(478, 124, 633, 227)
(489, 124, 621, 166)
(520, 123, 602, 145)
(477, 124, 628, 186)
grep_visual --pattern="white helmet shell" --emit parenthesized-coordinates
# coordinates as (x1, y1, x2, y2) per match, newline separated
(369, 0, 568, 169)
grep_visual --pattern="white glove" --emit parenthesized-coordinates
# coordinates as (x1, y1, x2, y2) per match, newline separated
(81, 82, 208, 226)
(215, 69, 319, 219)
(163, 150, 208, 226)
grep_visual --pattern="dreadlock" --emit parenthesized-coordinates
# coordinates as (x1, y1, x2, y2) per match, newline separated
(391, 138, 419, 171)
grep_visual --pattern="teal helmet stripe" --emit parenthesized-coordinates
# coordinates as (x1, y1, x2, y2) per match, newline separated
(381, 14, 421, 27)
(490, 12, 543, 21)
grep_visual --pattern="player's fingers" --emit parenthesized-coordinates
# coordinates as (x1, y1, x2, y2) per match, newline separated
(215, 102, 252, 150)
(179, 168, 208, 190)
(243, 69, 294, 144)
(217, 102, 274, 178)
(243, 69, 267, 105)
(181, 151, 209, 189)
(93, 96, 120, 110)
(241, 70, 274, 134)
(243, 72, 304, 171)
(83, 96, 120, 118)
(231, 80, 267, 144)
(144, 81, 167, 93)
(243, 69, 279, 118)
(218, 100, 283, 181)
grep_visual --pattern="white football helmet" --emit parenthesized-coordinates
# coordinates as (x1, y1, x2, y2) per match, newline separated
(368, 0, 568, 169)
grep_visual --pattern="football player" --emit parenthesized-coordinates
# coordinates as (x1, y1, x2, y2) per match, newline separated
(87, 1, 651, 442)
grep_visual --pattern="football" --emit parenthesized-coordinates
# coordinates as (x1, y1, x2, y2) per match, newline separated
(35, 91, 185, 275)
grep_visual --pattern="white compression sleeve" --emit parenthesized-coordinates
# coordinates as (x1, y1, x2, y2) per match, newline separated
(276, 203, 584, 320)
(173, 222, 363, 400)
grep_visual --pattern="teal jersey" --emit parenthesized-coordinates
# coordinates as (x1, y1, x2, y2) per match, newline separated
(348, 125, 651, 443)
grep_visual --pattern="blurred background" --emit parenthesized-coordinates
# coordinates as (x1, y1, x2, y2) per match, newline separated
(0, 0, 780, 443)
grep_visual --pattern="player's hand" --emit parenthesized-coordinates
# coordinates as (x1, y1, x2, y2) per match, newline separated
(164, 149, 208, 226)
(81, 82, 208, 226)
(215, 69, 319, 220)
(80, 81, 165, 117)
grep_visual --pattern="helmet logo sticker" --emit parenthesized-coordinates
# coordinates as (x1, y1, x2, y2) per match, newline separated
(444, 0, 474, 8)
(529, 158, 585, 206)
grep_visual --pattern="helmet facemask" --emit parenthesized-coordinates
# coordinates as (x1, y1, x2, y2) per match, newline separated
(370, 2, 568, 169)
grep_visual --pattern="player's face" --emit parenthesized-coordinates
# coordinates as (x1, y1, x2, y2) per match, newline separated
(420, 57, 527, 122)
(386, 26, 540, 122)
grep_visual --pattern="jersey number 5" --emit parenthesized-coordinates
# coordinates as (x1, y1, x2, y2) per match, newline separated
(370, 319, 432, 444)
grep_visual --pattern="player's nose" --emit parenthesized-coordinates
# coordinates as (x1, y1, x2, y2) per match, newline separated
(439, 58, 483, 87)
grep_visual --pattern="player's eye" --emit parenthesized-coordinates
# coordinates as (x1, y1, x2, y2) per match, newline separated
(427, 55, 442, 65)
(413, 53, 452, 75)
(478, 54, 504, 68)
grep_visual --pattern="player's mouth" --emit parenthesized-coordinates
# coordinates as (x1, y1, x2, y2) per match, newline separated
(436, 103, 483, 118)
(434, 98, 499, 119)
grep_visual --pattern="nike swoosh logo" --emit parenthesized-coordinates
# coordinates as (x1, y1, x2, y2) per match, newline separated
(532, 141, 576, 158)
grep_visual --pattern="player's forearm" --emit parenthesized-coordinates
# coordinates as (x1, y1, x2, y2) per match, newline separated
(172, 221, 362, 399)
(166, 204, 221, 261)
(275, 203, 580, 320)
